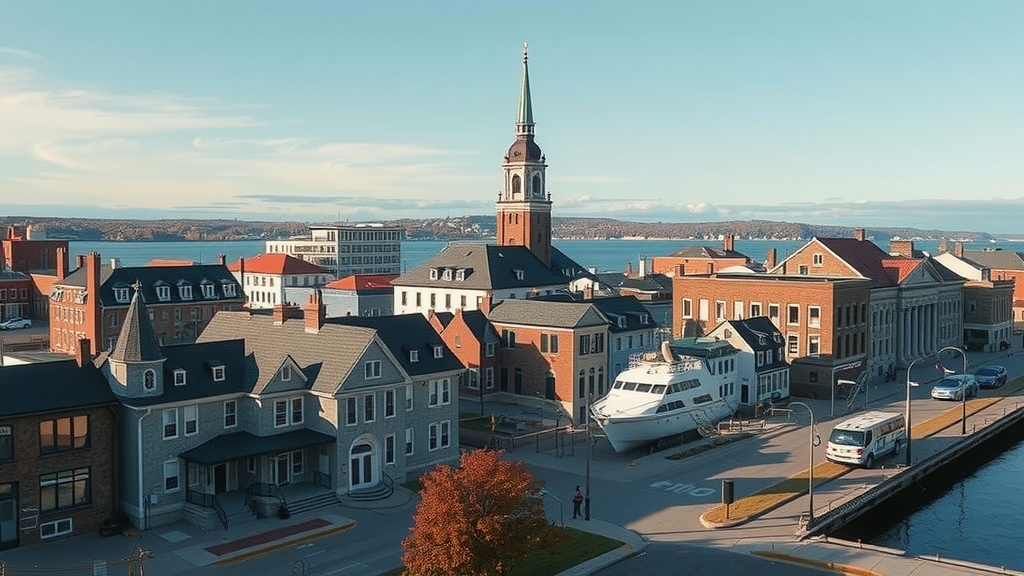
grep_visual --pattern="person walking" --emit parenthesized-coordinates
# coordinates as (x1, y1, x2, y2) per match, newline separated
(572, 486, 584, 519)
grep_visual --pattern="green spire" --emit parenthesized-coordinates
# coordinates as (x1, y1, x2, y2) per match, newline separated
(517, 42, 534, 126)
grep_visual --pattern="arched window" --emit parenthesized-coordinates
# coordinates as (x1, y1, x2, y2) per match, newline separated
(588, 367, 595, 395)
(144, 369, 156, 391)
(532, 174, 542, 197)
(511, 174, 521, 197)
(578, 370, 586, 398)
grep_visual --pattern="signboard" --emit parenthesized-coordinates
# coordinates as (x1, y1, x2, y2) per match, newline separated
(0, 426, 11, 435)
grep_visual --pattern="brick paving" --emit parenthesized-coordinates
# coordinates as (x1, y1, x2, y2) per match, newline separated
(204, 517, 330, 556)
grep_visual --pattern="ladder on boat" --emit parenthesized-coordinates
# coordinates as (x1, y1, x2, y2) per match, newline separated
(840, 371, 870, 415)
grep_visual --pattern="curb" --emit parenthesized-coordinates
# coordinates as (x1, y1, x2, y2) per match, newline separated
(212, 521, 356, 565)
(752, 550, 887, 576)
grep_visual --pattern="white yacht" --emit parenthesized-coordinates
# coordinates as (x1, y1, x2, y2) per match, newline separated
(590, 339, 739, 453)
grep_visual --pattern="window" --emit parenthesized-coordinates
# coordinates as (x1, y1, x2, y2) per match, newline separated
(364, 394, 375, 423)
(39, 415, 89, 454)
(385, 434, 395, 465)
(184, 405, 198, 436)
(541, 333, 549, 353)
(809, 335, 821, 356)
(409, 349, 419, 362)
(813, 253, 824, 267)
(108, 313, 119, 328)
(715, 301, 726, 320)
(224, 401, 237, 428)
(0, 425, 12, 460)
(578, 333, 605, 355)
(401, 291, 408, 306)
(385, 389, 396, 418)
(282, 365, 292, 381)
(808, 306, 821, 328)
(156, 285, 171, 301)
(467, 368, 480, 389)
(38, 467, 91, 512)
(433, 345, 443, 359)
(162, 409, 178, 439)
(202, 283, 216, 298)
(682, 298, 693, 318)
(346, 397, 357, 426)
(405, 384, 414, 411)
(768, 304, 780, 322)
(787, 304, 800, 325)
(750, 302, 762, 317)
(440, 420, 450, 448)
(163, 459, 180, 493)
(247, 457, 256, 473)
(485, 342, 496, 357)
(733, 301, 743, 320)
(143, 369, 156, 391)
(173, 370, 186, 386)
(428, 423, 439, 451)
(212, 365, 225, 382)
(405, 427, 414, 455)
(291, 397, 304, 425)
(39, 518, 73, 540)
(428, 379, 449, 407)
(485, 367, 495, 389)
(798, 265, 809, 275)
(787, 334, 799, 356)
(292, 450, 304, 475)
(502, 329, 516, 348)
(364, 360, 382, 379)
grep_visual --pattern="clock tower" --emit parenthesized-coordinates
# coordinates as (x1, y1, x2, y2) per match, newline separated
(497, 42, 552, 267)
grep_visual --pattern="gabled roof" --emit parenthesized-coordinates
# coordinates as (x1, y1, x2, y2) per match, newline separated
(487, 299, 607, 329)
(325, 274, 399, 291)
(584, 296, 655, 332)
(119, 339, 247, 407)
(327, 314, 463, 377)
(432, 309, 500, 342)
(618, 274, 673, 294)
(109, 289, 164, 363)
(392, 243, 569, 290)
(228, 253, 329, 276)
(880, 258, 922, 285)
(712, 316, 784, 355)
(802, 238, 897, 287)
(666, 246, 750, 260)
(197, 312, 380, 395)
(0, 360, 118, 417)
(58, 263, 241, 307)
(962, 249, 1024, 271)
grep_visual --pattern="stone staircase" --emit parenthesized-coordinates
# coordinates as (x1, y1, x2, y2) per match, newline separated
(286, 491, 339, 516)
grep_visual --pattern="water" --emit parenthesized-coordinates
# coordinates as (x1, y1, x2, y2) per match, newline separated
(66, 235, 1024, 570)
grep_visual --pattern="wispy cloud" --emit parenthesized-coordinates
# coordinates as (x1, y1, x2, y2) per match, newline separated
(0, 46, 41, 60)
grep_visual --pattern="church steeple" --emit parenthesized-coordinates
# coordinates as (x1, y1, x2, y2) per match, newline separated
(497, 42, 552, 267)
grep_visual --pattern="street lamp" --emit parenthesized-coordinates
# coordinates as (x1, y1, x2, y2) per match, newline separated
(938, 346, 970, 435)
(789, 401, 820, 530)
(904, 359, 922, 467)
(538, 489, 564, 526)
(584, 392, 592, 521)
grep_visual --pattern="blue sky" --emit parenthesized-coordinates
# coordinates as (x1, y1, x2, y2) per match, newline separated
(1, 1, 1022, 233)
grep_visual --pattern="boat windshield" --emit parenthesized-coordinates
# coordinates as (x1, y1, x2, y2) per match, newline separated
(613, 381, 625, 389)
(692, 394, 713, 404)
(651, 385, 667, 395)
(622, 382, 638, 391)
(829, 429, 865, 447)
(636, 383, 652, 393)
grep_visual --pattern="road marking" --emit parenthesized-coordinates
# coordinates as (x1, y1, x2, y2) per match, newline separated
(318, 560, 363, 576)
(648, 479, 716, 497)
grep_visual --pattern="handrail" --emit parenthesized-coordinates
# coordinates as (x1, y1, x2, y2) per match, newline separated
(186, 489, 228, 529)
(312, 470, 331, 489)
(246, 482, 287, 506)
(212, 495, 228, 529)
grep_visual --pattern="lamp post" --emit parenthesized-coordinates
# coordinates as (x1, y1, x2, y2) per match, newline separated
(905, 358, 921, 467)
(939, 346, 970, 435)
(538, 489, 564, 526)
(789, 401, 819, 529)
(584, 392, 592, 521)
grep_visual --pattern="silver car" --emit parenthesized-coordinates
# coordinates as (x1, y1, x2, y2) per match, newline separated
(930, 375, 978, 401)
(0, 317, 32, 330)
(975, 366, 1007, 389)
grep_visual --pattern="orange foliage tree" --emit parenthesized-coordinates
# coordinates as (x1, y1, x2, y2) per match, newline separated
(401, 448, 560, 576)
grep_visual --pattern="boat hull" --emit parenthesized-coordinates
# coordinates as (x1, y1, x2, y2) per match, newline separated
(592, 401, 734, 453)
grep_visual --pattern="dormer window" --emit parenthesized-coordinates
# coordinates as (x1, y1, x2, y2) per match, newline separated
(409, 349, 419, 362)
(433, 345, 443, 359)
(173, 369, 186, 386)
(201, 282, 217, 299)
(442, 269, 453, 281)
(178, 283, 193, 300)
(222, 283, 237, 297)
(455, 269, 467, 281)
(113, 287, 130, 303)
(144, 369, 156, 391)
(640, 314, 649, 325)
(74, 289, 87, 304)
(429, 268, 439, 280)
(513, 269, 524, 280)
(282, 365, 292, 381)
(155, 285, 171, 301)
(207, 360, 226, 382)
(616, 316, 626, 328)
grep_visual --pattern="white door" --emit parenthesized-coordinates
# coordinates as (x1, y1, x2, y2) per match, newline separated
(274, 455, 290, 486)
(349, 443, 376, 490)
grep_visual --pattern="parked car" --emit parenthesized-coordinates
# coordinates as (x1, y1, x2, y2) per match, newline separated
(974, 365, 1007, 389)
(930, 375, 979, 401)
(0, 317, 32, 330)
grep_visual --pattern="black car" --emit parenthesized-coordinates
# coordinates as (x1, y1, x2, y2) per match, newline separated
(975, 365, 1007, 389)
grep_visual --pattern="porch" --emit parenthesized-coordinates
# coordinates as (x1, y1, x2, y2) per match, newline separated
(185, 481, 339, 530)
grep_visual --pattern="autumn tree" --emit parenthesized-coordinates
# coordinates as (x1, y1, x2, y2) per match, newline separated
(402, 448, 562, 576)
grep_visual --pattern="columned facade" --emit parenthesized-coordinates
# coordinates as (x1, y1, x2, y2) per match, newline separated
(895, 290, 962, 367)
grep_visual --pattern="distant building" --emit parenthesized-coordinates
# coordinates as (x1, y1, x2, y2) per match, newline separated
(933, 247, 1016, 351)
(0, 270, 32, 323)
(227, 253, 333, 310)
(707, 316, 790, 415)
(651, 235, 764, 276)
(2, 225, 70, 321)
(284, 274, 398, 318)
(265, 224, 403, 277)
(941, 243, 1024, 330)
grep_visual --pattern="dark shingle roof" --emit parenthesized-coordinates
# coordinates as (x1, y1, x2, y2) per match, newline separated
(392, 243, 569, 290)
(488, 299, 606, 329)
(58, 263, 241, 307)
(460, 309, 500, 342)
(117, 339, 247, 407)
(0, 360, 118, 417)
(197, 312, 379, 395)
(719, 317, 785, 357)
(962, 249, 1024, 271)
(109, 290, 164, 363)
(327, 314, 464, 377)
(667, 246, 750, 260)
(180, 429, 335, 464)
(585, 296, 655, 333)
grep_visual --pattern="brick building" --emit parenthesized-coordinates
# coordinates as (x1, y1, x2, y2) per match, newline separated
(0, 270, 32, 323)
(0, 345, 118, 549)
(49, 252, 243, 357)
(428, 308, 501, 407)
(942, 244, 1024, 330)
(672, 273, 871, 399)
(651, 235, 763, 276)
(933, 247, 1016, 351)
(1, 225, 69, 275)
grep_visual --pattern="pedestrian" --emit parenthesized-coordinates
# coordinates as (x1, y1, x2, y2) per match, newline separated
(572, 485, 583, 519)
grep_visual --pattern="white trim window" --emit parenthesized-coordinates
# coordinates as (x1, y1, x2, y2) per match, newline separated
(212, 365, 225, 382)
(173, 369, 186, 386)
(364, 360, 382, 380)
(485, 342, 496, 357)
(163, 459, 180, 493)
(282, 365, 292, 381)
(440, 420, 450, 448)
(184, 405, 198, 436)
(405, 427, 414, 455)
(39, 518, 73, 540)
(485, 367, 494, 389)
(406, 384, 414, 411)
(385, 434, 396, 465)
(275, 397, 304, 427)
(467, 368, 479, 390)
(224, 400, 237, 428)
(346, 397, 357, 426)
(385, 389, 396, 418)
(290, 397, 303, 425)
(364, 393, 375, 423)
(808, 306, 821, 328)
(428, 422, 439, 451)
(162, 408, 178, 439)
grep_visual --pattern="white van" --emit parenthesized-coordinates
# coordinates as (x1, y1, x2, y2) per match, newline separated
(826, 411, 906, 468)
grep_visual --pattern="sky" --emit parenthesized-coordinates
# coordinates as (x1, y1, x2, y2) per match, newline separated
(1, 1, 1022, 233)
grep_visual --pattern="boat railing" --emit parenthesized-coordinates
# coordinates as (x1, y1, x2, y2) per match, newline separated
(627, 353, 704, 372)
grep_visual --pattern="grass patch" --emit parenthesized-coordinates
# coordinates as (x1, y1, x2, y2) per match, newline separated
(702, 461, 851, 524)
(460, 415, 497, 432)
(380, 527, 622, 576)
(666, 432, 753, 460)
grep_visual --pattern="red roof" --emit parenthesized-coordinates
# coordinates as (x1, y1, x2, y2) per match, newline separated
(326, 274, 399, 291)
(228, 253, 330, 275)
(881, 258, 923, 284)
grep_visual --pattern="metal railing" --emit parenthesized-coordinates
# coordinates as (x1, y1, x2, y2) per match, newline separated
(245, 482, 287, 516)
(186, 489, 228, 529)
(312, 471, 331, 489)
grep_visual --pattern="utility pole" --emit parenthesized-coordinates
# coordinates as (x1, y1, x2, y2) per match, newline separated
(585, 392, 592, 521)
(125, 548, 155, 576)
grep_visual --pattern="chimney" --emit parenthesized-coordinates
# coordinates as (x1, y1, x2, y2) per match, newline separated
(582, 284, 594, 300)
(625, 261, 633, 276)
(218, 254, 226, 266)
(954, 242, 964, 258)
(765, 248, 777, 270)
(723, 234, 735, 252)
(982, 267, 991, 282)
(676, 264, 685, 277)
(238, 258, 247, 307)
(938, 238, 949, 254)
(889, 240, 915, 257)
(76, 254, 87, 269)
(638, 258, 647, 278)
(479, 294, 493, 315)
(56, 246, 68, 279)
(86, 252, 102, 358)
(76, 338, 92, 367)
(110, 257, 119, 270)
(272, 303, 289, 325)
(854, 228, 865, 242)
(304, 289, 326, 333)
